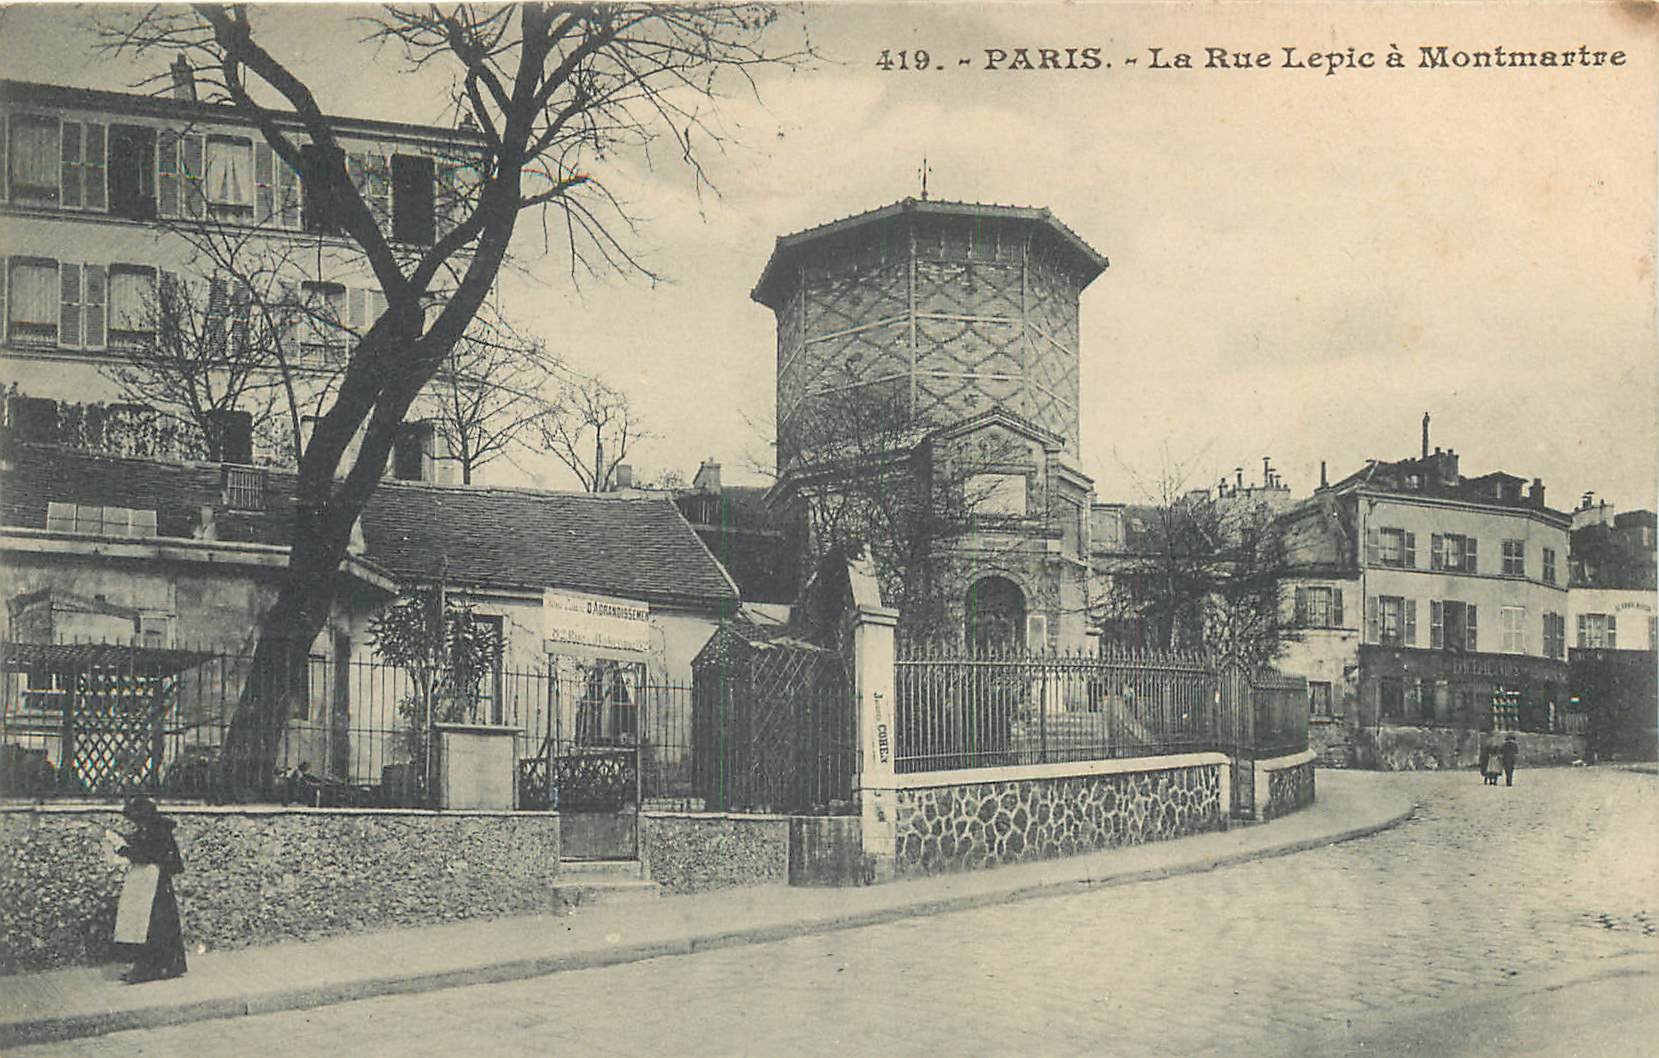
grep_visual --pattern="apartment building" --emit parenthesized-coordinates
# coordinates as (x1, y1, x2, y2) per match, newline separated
(0, 69, 484, 476)
(1279, 437, 1571, 732)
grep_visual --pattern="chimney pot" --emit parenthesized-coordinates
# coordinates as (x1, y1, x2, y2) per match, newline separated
(1319, 461, 1328, 489)
(1421, 412, 1431, 459)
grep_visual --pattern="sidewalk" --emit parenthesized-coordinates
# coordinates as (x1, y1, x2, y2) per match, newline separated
(0, 770, 1412, 1048)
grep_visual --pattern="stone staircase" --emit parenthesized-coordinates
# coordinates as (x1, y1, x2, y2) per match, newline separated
(554, 859, 662, 909)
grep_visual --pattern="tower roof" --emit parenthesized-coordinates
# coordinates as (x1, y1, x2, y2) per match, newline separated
(751, 197, 1108, 309)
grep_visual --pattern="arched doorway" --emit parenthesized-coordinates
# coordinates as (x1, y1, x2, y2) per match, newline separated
(965, 576, 1026, 654)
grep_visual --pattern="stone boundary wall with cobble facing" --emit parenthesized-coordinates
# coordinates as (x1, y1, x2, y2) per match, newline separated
(640, 812, 789, 894)
(0, 804, 561, 976)
(891, 757, 1226, 877)
(1259, 753, 1318, 821)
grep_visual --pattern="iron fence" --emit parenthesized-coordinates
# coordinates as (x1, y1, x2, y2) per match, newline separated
(0, 640, 698, 809)
(894, 648, 1308, 774)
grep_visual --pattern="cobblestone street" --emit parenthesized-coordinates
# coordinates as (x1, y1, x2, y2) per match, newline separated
(17, 768, 1658, 1058)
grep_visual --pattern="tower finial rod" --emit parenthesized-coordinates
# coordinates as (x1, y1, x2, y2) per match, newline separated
(919, 155, 931, 200)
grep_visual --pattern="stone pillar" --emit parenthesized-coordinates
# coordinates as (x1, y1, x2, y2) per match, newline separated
(852, 603, 900, 883)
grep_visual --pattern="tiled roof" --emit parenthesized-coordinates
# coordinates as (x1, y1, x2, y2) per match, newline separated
(1, 444, 739, 609)
(361, 481, 738, 607)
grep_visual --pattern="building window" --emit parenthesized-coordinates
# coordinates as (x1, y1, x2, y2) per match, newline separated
(1308, 681, 1334, 718)
(1367, 595, 1415, 646)
(1502, 539, 1526, 577)
(391, 153, 436, 245)
(223, 466, 266, 510)
(108, 265, 158, 350)
(107, 124, 158, 220)
(138, 614, 171, 649)
(1578, 614, 1617, 650)
(1431, 533, 1479, 573)
(8, 114, 60, 205)
(1501, 606, 1525, 654)
(1295, 586, 1345, 628)
(46, 501, 156, 538)
(8, 257, 60, 344)
(1368, 527, 1416, 568)
(1542, 547, 1557, 585)
(300, 281, 349, 361)
(204, 135, 254, 212)
(301, 142, 348, 235)
(1430, 600, 1478, 652)
(1543, 612, 1565, 660)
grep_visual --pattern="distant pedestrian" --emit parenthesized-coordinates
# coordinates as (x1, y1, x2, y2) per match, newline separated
(110, 796, 188, 983)
(1500, 735, 1520, 788)
(1479, 743, 1501, 785)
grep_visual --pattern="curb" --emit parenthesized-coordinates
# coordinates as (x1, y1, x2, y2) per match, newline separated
(0, 799, 1415, 1048)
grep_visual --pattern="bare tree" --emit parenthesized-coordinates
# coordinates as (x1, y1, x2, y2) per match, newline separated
(430, 310, 559, 484)
(539, 373, 645, 491)
(99, 4, 805, 793)
(773, 380, 1026, 645)
(1093, 467, 1296, 665)
(99, 222, 341, 465)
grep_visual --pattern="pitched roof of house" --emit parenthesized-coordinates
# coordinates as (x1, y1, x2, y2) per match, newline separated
(1, 443, 739, 609)
(361, 480, 739, 608)
(1326, 453, 1568, 521)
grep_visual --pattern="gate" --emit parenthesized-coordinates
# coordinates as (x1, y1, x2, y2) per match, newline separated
(1217, 657, 1255, 820)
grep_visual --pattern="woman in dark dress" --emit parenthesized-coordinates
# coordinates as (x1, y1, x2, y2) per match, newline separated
(115, 796, 188, 983)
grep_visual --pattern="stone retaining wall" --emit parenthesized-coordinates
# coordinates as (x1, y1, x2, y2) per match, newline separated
(640, 812, 789, 894)
(1351, 726, 1586, 771)
(0, 804, 561, 976)
(892, 758, 1225, 877)
(1260, 756, 1317, 821)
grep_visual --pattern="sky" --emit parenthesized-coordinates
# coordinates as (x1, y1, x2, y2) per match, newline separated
(2, 2, 1655, 512)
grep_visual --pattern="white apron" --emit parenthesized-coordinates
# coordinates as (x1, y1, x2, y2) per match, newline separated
(114, 863, 161, 944)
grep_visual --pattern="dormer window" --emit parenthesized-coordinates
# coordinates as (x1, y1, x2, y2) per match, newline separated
(1405, 474, 1421, 489)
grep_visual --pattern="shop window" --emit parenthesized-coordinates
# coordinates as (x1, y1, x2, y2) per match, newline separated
(1379, 677, 1405, 720)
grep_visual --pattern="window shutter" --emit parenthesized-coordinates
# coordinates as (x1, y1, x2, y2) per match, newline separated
(1577, 614, 1588, 648)
(254, 143, 275, 223)
(157, 130, 180, 217)
(181, 133, 205, 217)
(59, 264, 82, 347)
(1294, 587, 1308, 626)
(276, 152, 301, 228)
(1404, 599, 1417, 646)
(0, 255, 6, 341)
(1430, 600, 1443, 649)
(83, 264, 106, 349)
(1607, 615, 1617, 649)
(392, 153, 436, 245)
(1366, 528, 1380, 566)
(0, 113, 7, 202)
(1467, 605, 1477, 651)
(1333, 588, 1344, 627)
(1465, 537, 1477, 573)
(1431, 533, 1444, 570)
(1403, 532, 1416, 569)
(60, 120, 82, 208)
(84, 123, 106, 210)
(1365, 595, 1379, 644)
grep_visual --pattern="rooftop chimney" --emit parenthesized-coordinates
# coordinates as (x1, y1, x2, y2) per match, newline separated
(1529, 478, 1546, 508)
(170, 56, 197, 101)
(614, 464, 633, 490)
(1319, 461, 1328, 489)
(1421, 412, 1430, 459)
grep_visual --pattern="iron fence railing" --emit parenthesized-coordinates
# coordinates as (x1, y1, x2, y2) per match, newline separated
(894, 648, 1308, 774)
(0, 640, 698, 809)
